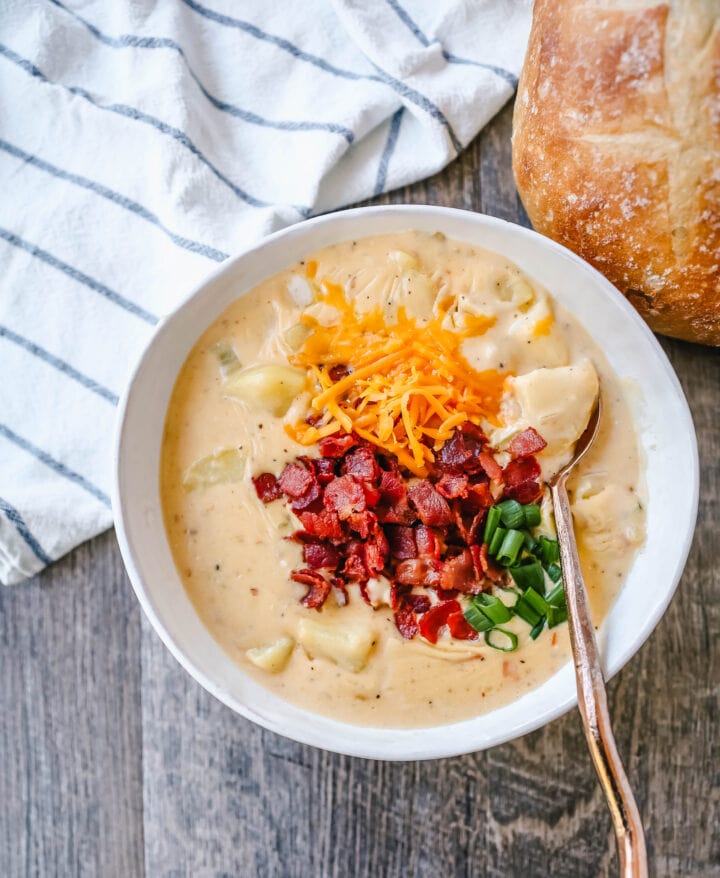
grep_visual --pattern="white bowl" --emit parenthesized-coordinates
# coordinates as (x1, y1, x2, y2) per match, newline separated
(113, 205, 698, 760)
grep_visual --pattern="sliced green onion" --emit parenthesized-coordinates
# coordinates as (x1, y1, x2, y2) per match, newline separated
(523, 531, 538, 553)
(474, 594, 512, 625)
(529, 618, 546, 640)
(483, 506, 502, 545)
(496, 529, 525, 566)
(547, 606, 568, 629)
(545, 581, 566, 608)
(497, 499, 525, 529)
(509, 560, 545, 592)
(484, 628, 519, 652)
(464, 604, 494, 633)
(523, 503, 542, 527)
(538, 536, 560, 566)
(546, 562, 563, 583)
(523, 587, 549, 616)
(488, 525, 507, 557)
(514, 596, 542, 627)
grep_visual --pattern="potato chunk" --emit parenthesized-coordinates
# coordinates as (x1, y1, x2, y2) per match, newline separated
(245, 637, 295, 673)
(182, 448, 245, 491)
(296, 618, 375, 672)
(224, 364, 306, 416)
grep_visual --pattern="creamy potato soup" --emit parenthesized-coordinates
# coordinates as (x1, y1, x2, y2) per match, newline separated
(161, 231, 645, 728)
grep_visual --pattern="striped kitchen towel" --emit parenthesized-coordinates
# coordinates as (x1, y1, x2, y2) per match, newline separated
(0, 0, 532, 584)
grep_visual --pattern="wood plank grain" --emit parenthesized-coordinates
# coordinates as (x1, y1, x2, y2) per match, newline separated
(0, 531, 144, 878)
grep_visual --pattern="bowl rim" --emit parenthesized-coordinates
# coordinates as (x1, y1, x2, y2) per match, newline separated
(112, 204, 699, 760)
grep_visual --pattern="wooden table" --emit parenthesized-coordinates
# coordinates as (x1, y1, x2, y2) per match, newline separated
(1, 102, 718, 877)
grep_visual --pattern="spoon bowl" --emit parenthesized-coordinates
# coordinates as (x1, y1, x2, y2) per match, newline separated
(550, 391, 648, 878)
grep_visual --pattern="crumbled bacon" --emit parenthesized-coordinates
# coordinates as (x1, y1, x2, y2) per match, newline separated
(302, 540, 340, 569)
(318, 433, 357, 458)
(503, 456, 542, 503)
(435, 471, 469, 499)
(385, 525, 417, 560)
(508, 427, 547, 458)
(278, 461, 315, 499)
(296, 510, 344, 541)
(440, 549, 482, 594)
(407, 480, 453, 527)
(446, 611, 480, 641)
(252, 472, 283, 503)
(252, 422, 549, 637)
(342, 445, 381, 483)
(394, 602, 419, 639)
(291, 569, 332, 610)
(418, 600, 462, 644)
(323, 474, 366, 519)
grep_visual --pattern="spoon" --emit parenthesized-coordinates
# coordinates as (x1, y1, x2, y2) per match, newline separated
(549, 394, 648, 878)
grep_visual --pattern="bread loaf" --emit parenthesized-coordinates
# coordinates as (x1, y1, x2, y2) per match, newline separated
(512, 0, 720, 346)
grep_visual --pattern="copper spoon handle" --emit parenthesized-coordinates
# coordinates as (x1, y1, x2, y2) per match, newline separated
(551, 475, 648, 878)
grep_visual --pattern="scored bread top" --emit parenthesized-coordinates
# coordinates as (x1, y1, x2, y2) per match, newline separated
(513, 0, 720, 345)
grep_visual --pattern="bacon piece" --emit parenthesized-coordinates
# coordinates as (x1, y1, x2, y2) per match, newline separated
(418, 600, 461, 644)
(406, 594, 432, 614)
(347, 510, 377, 538)
(292, 569, 332, 610)
(318, 433, 357, 458)
(407, 480, 453, 527)
(362, 483, 382, 508)
(290, 479, 322, 512)
(394, 602, 419, 639)
(385, 525, 418, 560)
(503, 456, 542, 503)
(477, 542, 504, 582)
(466, 481, 493, 510)
(379, 468, 406, 504)
(323, 475, 366, 519)
(342, 541, 368, 581)
(446, 611, 480, 641)
(309, 456, 337, 486)
(477, 452, 502, 481)
(435, 471, 469, 499)
(296, 510, 344, 541)
(394, 558, 443, 588)
(435, 431, 480, 471)
(252, 472, 282, 503)
(328, 364, 351, 381)
(342, 446, 381, 483)
(278, 461, 314, 499)
(302, 541, 340, 570)
(440, 549, 483, 594)
(376, 499, 416, 525)
(364, 528, 389, 577)
(508, 427, 547, 458)
(415, 525, 441, 559)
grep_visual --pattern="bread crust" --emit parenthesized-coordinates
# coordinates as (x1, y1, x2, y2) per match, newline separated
(513, 0, 720, 346)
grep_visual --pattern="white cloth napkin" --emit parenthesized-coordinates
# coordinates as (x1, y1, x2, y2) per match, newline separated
(0, 0, 531, 584)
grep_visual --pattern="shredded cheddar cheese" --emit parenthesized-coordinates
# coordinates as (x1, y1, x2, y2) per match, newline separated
(286, 278, 508, 476)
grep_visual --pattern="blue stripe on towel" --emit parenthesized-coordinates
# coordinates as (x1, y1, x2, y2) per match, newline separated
(0, 497, 53, 566)
(179, 0, 461, 152)
(0, 228, 158, 325)
(384, 0, 518, 87)
(0, 424, 111, 507)
(0, 43, 312, 218)
(373, 108, 403, 196)
(0, 325, 119, 405)
(0, 140, 228, 263)
(47, 0, 355, 144)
